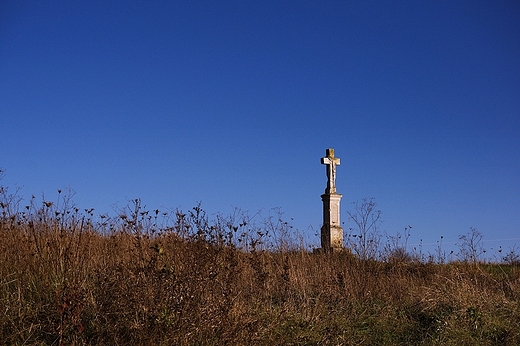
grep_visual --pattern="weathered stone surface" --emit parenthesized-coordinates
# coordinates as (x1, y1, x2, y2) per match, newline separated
(320, 148, 340, 194)
(320, 148, 343, 252)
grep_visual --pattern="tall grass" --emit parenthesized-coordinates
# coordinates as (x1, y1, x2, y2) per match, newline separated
(0, 187, 519, 345)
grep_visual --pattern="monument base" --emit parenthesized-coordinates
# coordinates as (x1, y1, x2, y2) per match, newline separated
(313, 247, 345, 254)
(320, 192, 343, 251)
(320, 223, 344, 253)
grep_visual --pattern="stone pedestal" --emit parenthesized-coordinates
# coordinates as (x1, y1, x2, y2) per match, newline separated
(321, 193, 343, 251)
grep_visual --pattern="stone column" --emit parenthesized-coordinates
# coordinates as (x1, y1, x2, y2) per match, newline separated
(320, 148, 343, 252)
(321, 193, 343, 250)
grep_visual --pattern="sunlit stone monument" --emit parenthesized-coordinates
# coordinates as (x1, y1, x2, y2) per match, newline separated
(320, 148, 343, 252)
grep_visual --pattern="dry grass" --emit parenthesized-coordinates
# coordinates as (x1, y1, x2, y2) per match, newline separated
(0, 191, 519, 345)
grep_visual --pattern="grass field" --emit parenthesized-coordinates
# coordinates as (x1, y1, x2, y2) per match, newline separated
(1, 187, 519, 345)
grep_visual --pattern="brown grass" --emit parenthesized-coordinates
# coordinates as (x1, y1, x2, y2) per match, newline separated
(0, 193, 519, 345)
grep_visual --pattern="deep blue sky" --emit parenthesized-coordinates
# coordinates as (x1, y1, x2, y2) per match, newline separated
(1, 1, 519, 256)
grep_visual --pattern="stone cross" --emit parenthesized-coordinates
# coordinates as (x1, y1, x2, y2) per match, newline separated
(320, 148, 344, 252)
(321, 148, 340, 194)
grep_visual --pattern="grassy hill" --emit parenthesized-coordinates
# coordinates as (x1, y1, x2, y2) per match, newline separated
(1, 190, 519, 345)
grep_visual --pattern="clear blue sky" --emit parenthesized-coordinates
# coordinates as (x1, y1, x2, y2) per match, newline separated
(1, 1, 519, 256)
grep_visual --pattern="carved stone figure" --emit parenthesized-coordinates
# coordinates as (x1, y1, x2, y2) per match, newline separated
(321, 148, 340, 194)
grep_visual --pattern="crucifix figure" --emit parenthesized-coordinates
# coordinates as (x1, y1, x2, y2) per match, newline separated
(321, 148, 340, 194)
